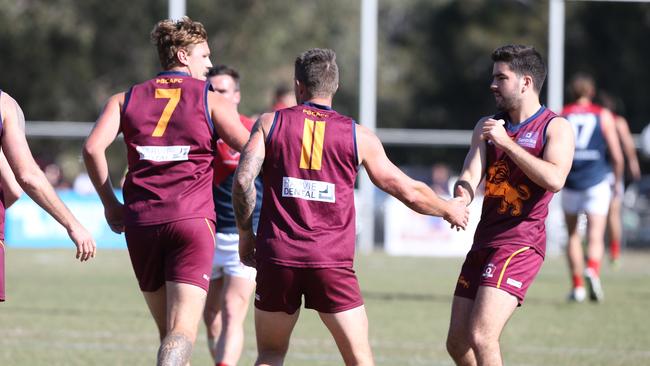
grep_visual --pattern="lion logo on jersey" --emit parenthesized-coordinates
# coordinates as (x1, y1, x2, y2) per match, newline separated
(485, 160, 530, 216)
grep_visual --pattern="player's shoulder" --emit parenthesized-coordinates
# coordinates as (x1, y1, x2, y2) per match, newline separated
(0, 91, 17, 110)
(257, 112, 277, 131)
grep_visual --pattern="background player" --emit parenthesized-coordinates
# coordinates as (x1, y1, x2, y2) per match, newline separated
(83, 17, 249, 366)
(446, 45, 574, 366)
(233, 48, 469, 366)
(561, 74, 624, 302)
(599, 91, 641, 265)
(202, 65, 261, 366)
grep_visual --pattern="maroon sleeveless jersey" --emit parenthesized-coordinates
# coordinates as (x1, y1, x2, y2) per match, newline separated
(473, 107, 558, 256)
(120, 72, 216, 225)
(256, 102, 358, 268)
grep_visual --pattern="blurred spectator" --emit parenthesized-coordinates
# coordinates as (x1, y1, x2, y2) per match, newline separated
(271, 84, 296, 111)
(42, 162, 71, 189)
(430, 163, 451, 197)
(73, 172, 95, 195)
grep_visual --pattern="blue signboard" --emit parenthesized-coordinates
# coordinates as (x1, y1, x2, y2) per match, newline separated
(5, 190, 126, 248)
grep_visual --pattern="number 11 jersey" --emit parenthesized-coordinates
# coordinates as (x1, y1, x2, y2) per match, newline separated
(257, 102, 359, 268)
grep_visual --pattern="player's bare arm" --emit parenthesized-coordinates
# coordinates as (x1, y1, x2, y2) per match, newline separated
(601, 109, 625, 191)
(357, 124, 468, 229)
(483, 116, 575, 192)
(455, 117, 489, 206)
(83, 93, 125, 234)
(1, 93, 96, 261)
(232, 113, 271, 266)
(614, 115, 641, 181)
(0, 151, 22, 207)
(208, 91, 250, 152)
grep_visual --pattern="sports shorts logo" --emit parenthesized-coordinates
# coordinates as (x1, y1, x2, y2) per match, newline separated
(506, 277, 523, 288)
(482, 263, 496, 278)
(282, 176, 335, 203)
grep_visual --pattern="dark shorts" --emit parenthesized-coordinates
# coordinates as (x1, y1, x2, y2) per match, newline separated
(454, 244, 543, 305)
(0, 240, 5, 302)
(125, 218, 216, 292)
(254, 261, 364, 314)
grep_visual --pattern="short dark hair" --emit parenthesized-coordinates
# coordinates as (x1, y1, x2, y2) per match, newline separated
(491, 45, 547, 94)
(569, 73, 595, 101)
(294, 48, 339, 98)
(206, 65, 240, 90)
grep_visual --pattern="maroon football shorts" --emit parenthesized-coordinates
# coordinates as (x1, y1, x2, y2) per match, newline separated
(254, 261, 364, 314)
(454, 244, 543, 305)
(125, 218, 216, 292)
(0, 240, 5, 302)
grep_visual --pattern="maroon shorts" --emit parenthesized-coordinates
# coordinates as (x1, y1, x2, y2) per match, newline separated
(0, 240, 5, 302)
(125, 218, 216, 292)
(454, 244, 543, 305)
(254, 261, 364, 314)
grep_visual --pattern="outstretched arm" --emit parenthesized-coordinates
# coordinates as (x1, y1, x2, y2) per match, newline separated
(1, 93, 96, 261)
(0, 151, 22, 207)
(600, 110, 625, 195)
(357, 124, 468, 229)
(481, 116, 575, 192)
(208, 91, 250, 152)
(82, 93, 125, 234)
(614, 115, 641, 181)
(232, 113, 272, 266)
(455, 118, 489, 205)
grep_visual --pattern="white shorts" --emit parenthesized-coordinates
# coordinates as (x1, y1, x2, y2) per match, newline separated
(561, 178, 612, 216)
(211, 232, 256, 281)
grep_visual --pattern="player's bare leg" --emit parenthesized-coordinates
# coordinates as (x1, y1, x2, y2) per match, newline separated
(585, 213, 607, 301)
(565, 213, 586, 301)
(319, 305, 374, 366)
(204, 277, 225, 360)
(607, 195, 623, 264)
(446, 296, 477, 366)
(143, 286, 168, 341)
(215, 275, 255, 365)
(157, 281, 208, 366)
(468, 286, 517, 366)
(254, 308, 300, 366)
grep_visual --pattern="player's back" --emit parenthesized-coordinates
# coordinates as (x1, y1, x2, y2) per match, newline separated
(562, 102, 610, 190)
(121, 71, 216, 225)
(257, 102, 358, 268)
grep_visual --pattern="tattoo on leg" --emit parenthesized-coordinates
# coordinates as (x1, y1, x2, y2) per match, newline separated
(157, 332, 193, 366)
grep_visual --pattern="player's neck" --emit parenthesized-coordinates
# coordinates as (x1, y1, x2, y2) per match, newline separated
(303, 96, 332, 108)
(575, 97, 592, 105)
(165, 66, 192, 77)
(507, 98, 542, 125)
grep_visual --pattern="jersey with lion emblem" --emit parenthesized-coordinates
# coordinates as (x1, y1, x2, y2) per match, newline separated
(473, 106, 557, 256)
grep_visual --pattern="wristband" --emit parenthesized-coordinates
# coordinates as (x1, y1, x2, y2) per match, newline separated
(454, 180, 474, 204)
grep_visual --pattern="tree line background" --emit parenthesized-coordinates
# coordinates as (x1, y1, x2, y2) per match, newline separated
(1, 0, 649, 180)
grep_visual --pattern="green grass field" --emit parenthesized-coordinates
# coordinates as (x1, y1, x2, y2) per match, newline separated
(1, 248, 649, 365)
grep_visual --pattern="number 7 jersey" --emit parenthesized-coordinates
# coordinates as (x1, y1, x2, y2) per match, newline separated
(257, 102, 359, 268)
(561, 102, 611, 190)
(120, 71, 217, 225)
